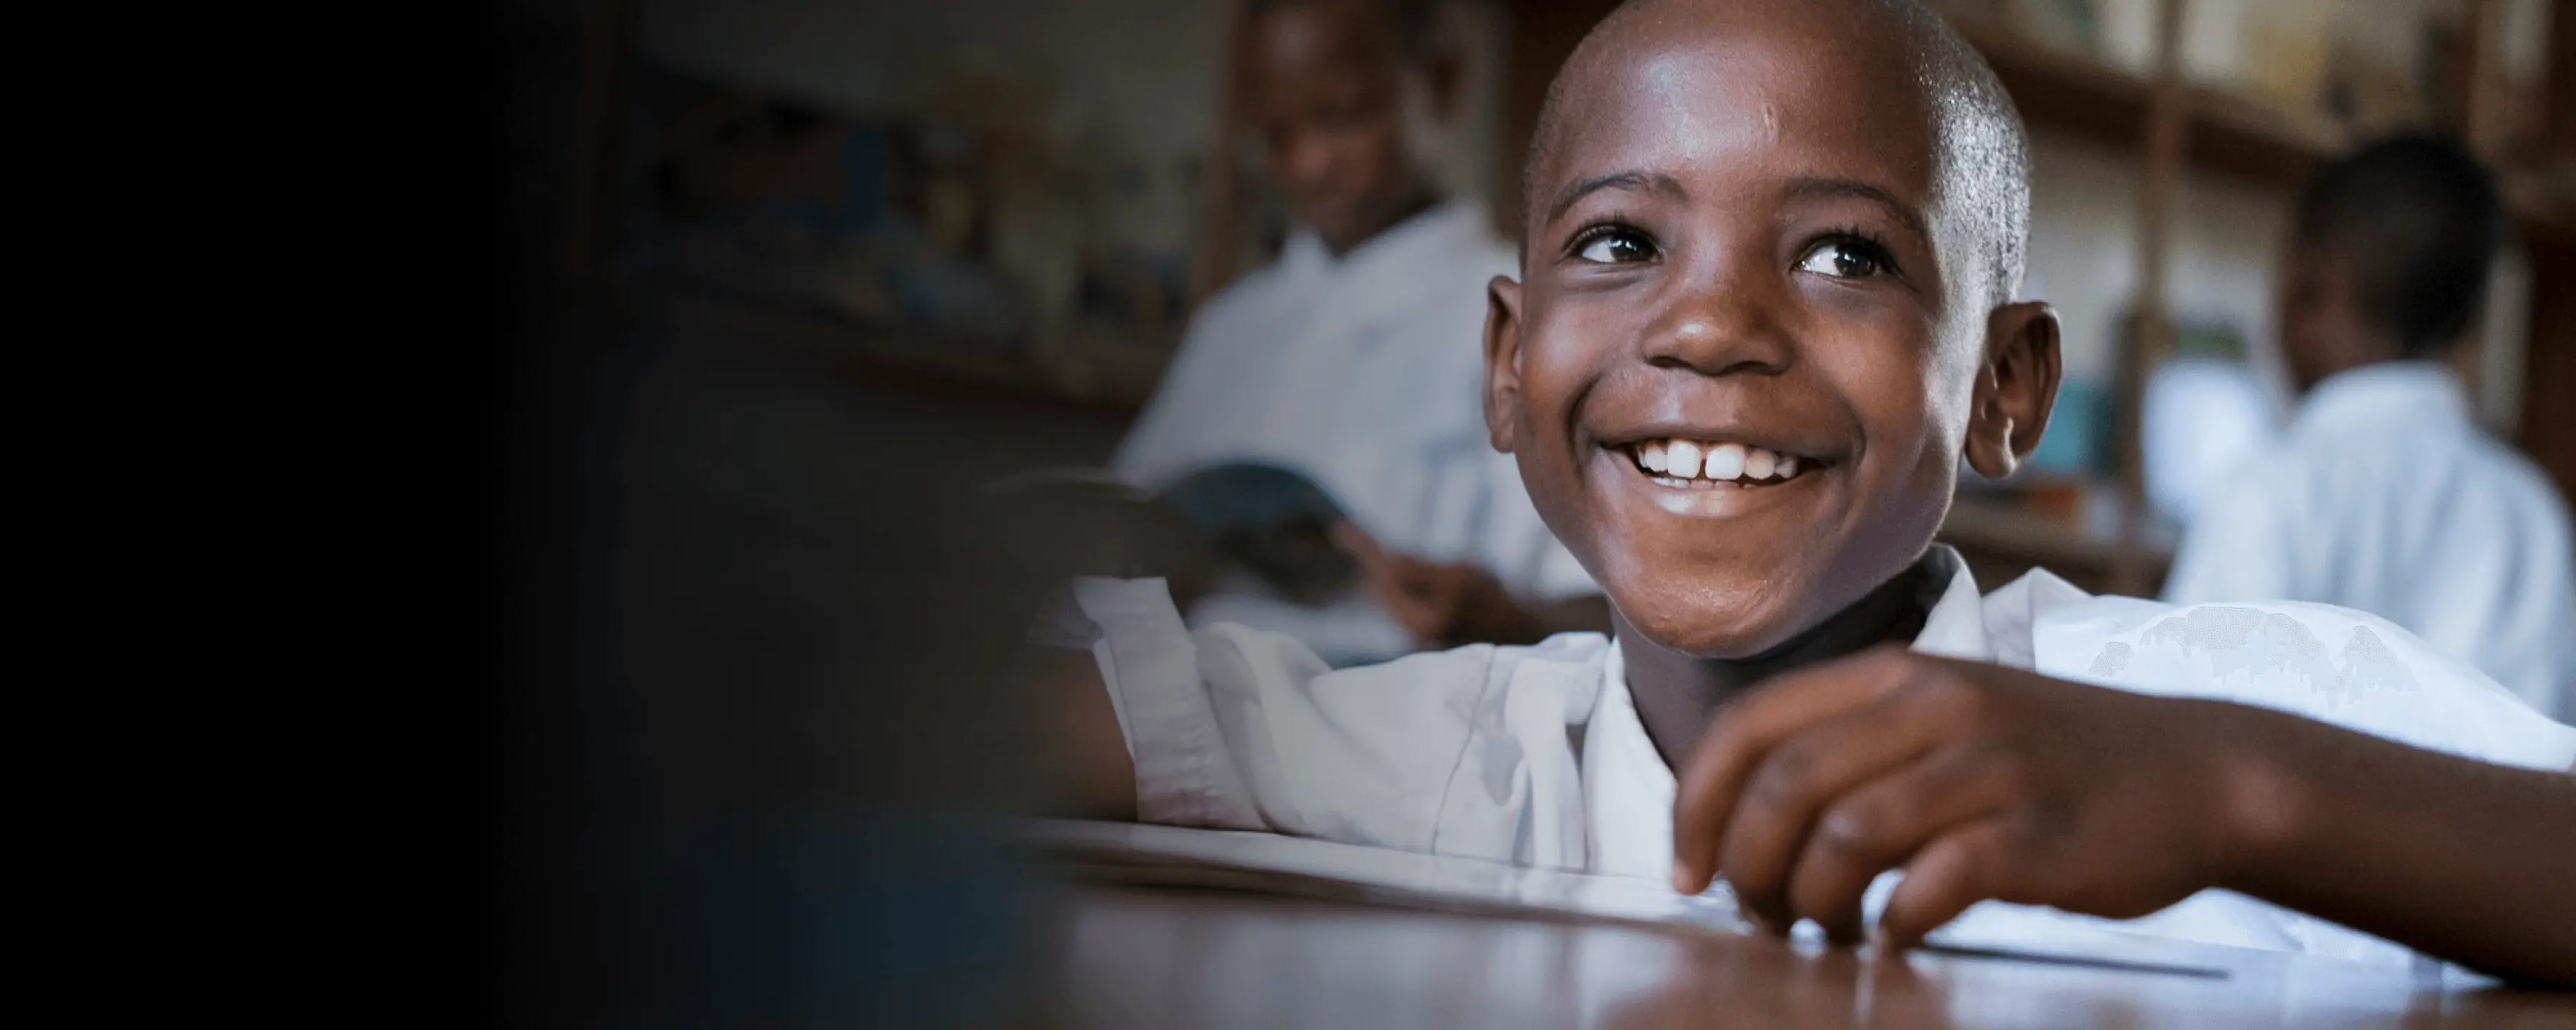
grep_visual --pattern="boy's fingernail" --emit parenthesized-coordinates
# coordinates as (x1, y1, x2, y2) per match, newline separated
(1670, 861, 1695, 893)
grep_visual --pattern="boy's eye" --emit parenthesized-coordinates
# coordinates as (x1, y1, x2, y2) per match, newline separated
(1796, 238, 1895, 280)
(1574, 228, 1656, 265)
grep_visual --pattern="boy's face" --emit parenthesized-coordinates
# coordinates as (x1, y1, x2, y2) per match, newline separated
(1244, 0, 1425, 253)
(1486, 1, 2051, 658)
(2275, 242, 2382, 394)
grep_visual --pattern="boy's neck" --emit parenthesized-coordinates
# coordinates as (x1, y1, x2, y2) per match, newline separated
(1619, 553, 1944, 770)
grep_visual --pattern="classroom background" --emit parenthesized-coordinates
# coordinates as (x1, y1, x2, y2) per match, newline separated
(491, 0, 2576, 1024)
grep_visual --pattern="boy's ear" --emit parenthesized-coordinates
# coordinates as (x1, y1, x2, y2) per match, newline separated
(1483, 275, 1526, 453)
(1963, 301, 2062, 480)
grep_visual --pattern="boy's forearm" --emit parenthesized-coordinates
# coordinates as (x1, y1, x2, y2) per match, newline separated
(2217, 705, 2576, 986)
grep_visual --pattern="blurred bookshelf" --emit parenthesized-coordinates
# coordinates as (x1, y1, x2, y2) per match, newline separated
(1941, 489, 2176, 597)
(653, 283, 1173, 417)
(1957, 19, 2573, 235)
(1959, 21, 2345, 189)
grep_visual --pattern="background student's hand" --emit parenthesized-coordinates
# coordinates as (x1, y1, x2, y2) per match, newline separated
(1334, 521, 1538, 648)
(1668, 646, 2265, 949)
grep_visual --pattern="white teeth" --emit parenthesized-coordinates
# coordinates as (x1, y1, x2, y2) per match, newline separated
(1631, 438, 1813, 484)
(1665, 441, 1703, 479)
(1743, 448, 1777, 480)
(1703, 443, 1746, 481)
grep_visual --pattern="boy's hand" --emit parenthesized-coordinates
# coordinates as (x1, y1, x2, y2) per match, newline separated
(1669, 646, 2261, 950)
(1334, 521, 1534, 647)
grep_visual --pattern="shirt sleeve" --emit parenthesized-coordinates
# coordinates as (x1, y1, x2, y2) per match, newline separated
(2036, 595, 2576, 773)
(1070, 577, 1498, 852)
(2029, 594, 2576, 971)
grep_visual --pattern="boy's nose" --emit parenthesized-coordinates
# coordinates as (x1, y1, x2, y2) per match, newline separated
(1639, 275, 1793, 378)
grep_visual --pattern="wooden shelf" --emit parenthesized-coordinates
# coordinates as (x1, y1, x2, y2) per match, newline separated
(1963, 24, 2574, 235)
(650, 286, 1168, 418)
(1959, 24, 2343, 190)
(1936, 491, 2177, 597)
(1939, 494, 2171, 570)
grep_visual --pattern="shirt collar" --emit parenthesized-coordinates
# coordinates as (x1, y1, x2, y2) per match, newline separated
(1909, 544, 1992, 660)
(2294, 362, 2470, 439)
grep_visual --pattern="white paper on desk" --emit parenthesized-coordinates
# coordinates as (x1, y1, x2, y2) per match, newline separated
(1021, 818, 1755, 935)
(1018, 820, 2246, 977)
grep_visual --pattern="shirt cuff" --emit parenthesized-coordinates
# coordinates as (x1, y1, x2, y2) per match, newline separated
(1026, 584, 1103, 649)
(1072, 577, 1266, 830)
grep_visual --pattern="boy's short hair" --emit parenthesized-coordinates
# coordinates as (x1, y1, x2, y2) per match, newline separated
(2292, 133, 2504, 358)
(1520, 0, 2031, 310)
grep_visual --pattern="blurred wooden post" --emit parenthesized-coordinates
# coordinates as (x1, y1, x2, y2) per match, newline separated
(2110, 0, 2191, 598)
(2457, 0, 2512, 420)
(565, 0, 642, 281)
(2462, 0, 2513, 159)
(1190, 2, 1252, 308)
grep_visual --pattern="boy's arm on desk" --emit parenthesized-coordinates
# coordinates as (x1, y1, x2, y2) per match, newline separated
(1035, 645, 1138, 822)
(1668, 648, 2576, 988)
(2218, 710, 2576, 988)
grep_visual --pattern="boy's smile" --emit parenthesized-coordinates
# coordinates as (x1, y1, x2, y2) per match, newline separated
(1482, 0, 2057, 662)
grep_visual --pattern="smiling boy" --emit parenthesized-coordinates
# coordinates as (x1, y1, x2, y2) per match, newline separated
(1044, 0, 2576, 985)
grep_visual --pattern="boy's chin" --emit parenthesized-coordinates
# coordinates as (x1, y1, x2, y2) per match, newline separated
(1613, 585, 1820, 660)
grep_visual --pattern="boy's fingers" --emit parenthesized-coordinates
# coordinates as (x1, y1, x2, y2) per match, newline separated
(1337, 533, 1460, 641)
(1782, 745, 2021, 943)
(1339, 522, 1440, 595)
(1873, 820, 2017, 952)
(1332, 521, 1387, 566)
(1338, 523, 1423, 609)
(1715, 683, 1956, 928)
(1670, 649, 1921, 893)
(1387, 591, 1450, 641)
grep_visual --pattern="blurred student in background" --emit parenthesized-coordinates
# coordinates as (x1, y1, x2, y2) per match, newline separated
(2165, 134, 2576, 722)
(1106, 0, 1606, 666)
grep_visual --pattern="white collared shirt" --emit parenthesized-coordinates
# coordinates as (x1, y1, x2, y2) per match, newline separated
(1070, 549, 2576, 968)
(2164, 362, 2576, 720)
(1108, 201, 1592, 664)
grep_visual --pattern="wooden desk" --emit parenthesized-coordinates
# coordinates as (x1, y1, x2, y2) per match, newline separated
(1037, 886, 2573, 1029)
(1023, 823, 2575, 1029)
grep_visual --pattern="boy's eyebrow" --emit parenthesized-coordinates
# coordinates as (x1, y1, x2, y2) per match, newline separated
(1779, 177, 1931, 240)
(1543, 170, 1687, 226)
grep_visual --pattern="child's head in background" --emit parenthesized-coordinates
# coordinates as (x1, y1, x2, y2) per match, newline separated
(2277, 133, 2503, 394)
(1239, 0, 1460, 254)
(1482, 0, 2062, 658)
